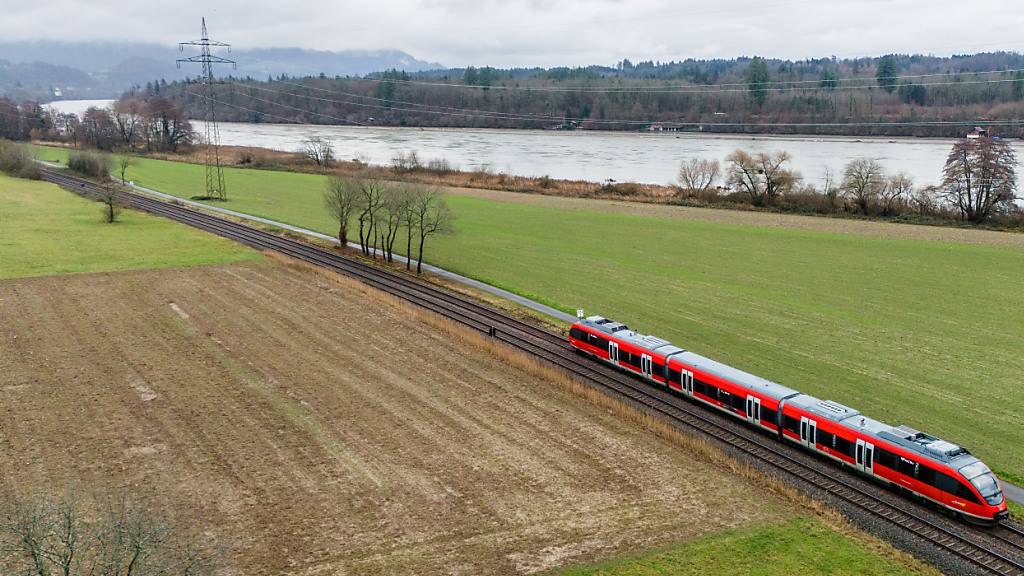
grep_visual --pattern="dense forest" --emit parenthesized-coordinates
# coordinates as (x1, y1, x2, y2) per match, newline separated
(136, 52, 1024, 137)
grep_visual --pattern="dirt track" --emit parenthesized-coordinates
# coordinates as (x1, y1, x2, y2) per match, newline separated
(0, 261, 793, 575)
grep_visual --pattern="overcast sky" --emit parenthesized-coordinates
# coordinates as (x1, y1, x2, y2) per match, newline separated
(4, 0, 1023, 68)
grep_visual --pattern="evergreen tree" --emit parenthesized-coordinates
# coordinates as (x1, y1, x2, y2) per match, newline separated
(876, 55, 898, 93)
(746, 57, 770, 108)
(898, 82, 927, 105)
(1013, 71, 1024, 100)
(820, 69, 838, 90)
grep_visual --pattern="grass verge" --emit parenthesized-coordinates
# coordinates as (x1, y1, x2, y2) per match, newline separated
(0, 173, 260, 279)
(549, 517, 937, 576)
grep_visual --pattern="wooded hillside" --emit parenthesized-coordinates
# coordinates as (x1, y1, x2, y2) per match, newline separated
(142, 52, 1024, 137)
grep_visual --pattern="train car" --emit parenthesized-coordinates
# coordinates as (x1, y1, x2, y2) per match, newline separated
(779, 395, 1007, 523)
(568, 314, 1009, 523)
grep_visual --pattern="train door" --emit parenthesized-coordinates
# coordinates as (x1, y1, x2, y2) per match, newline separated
(856, 439, 875, 475)
(608, 341, 619, 364)
(799, 416, 817, 448)
(682, 370, 694, 396)
(641, 354, 652, 379)
(745, 395, 761, 426)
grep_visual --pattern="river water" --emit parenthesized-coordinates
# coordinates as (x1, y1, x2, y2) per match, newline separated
(45, 99, 1023, 187)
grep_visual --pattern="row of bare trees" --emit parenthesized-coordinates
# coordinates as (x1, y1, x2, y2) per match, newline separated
(56, 98, 194, 153)
(0, 494, 213, 576)
(324, 178, 453, 273)
(676, 136, 1019, 223)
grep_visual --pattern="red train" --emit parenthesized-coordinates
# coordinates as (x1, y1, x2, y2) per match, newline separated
(569, 314, 1009, 524)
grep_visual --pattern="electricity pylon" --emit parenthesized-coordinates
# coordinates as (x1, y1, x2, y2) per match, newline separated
(178, 18, 235, 200)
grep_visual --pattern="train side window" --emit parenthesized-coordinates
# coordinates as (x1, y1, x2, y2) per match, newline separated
(694, 379, 708, 396)
(935, 470, 958, 494)
(897, 457, 919, 478)
(817, 430, 835, 447)
(833, 436, 853, 457)
(956, 482, 982, 505)
(652, 362, 664, 376)
(918, 466, 936, 486)
(760, 406, 778, 424)
(669, 368, 681, 383)
(705, 383, 720, 400)
(783, 415, 800, 434)
(875, 448, 897, 470)
(730, 393, 745, 411)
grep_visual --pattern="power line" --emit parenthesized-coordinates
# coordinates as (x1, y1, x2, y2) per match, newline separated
(219, 81, 1024, 131)
(350, 69, 1024, 94)
(188, 89, 368, 126)
(225, 80, 1024, 129)
(178, 17, 235, 201)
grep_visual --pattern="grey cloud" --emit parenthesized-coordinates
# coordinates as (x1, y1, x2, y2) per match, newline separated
(0, 0, 1020, 67)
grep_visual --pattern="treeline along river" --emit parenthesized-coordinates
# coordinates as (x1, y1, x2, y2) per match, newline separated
(47, 100, 1024, 188)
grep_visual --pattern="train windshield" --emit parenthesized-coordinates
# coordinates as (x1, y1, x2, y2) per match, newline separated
(961, 461, 1004, 506)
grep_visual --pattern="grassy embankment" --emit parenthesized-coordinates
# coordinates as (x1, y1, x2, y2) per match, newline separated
(0, 173, 259, 279)
(551, 517, 933, 576)
(33, 146, 1024, 485)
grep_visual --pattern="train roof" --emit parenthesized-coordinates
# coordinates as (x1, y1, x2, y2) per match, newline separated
(579, 316, 683, 355)
(787, 394, 976, 466)
(678, 351, 800, 401)
(578, 316, 798, 401)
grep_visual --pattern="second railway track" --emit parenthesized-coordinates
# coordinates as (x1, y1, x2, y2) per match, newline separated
(42, 168, 1024, 575)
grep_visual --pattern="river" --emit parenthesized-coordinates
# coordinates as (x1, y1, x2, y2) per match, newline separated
(45, 99, 1024, 187)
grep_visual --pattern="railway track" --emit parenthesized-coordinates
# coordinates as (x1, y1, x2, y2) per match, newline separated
(42, 168, 1024, 575)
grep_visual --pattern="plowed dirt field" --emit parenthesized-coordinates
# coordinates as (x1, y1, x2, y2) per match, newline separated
(0, 261, 793, 575)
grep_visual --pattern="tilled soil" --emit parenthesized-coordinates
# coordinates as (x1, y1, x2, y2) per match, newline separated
(0, 262, 792, 575)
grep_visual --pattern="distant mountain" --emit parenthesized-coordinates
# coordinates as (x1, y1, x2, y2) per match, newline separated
(0, 41, 442, 100)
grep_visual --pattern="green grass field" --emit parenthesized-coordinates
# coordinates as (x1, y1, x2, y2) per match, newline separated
(552, 517, 935, 576)
(0, 172, 260, 279)
(34, 146, 1024, 483)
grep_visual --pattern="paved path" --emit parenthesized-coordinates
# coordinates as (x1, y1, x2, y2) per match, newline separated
(123, 180, 579, 324)
(1003, 480, 1024, 508)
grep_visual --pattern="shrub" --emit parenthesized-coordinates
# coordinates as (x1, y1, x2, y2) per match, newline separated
(67, 149, 112, 179)
(425, 158, 456, 174)
(599, 182, 641, 196)
(391, 150, 422, 173)
(0, 141, 41, 180)
(538, 175, 556, 189)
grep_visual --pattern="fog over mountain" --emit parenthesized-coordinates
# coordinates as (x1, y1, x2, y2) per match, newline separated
(0, 41, 442, 101)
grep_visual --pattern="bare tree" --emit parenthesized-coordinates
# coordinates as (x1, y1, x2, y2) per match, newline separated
(97, 185, 124, 224)
(0, 493, 214, 576)
(941, 136, 1018, 223)
(821, 166, 840, 212)
(401, 187, 424, 271)
(116, 153, 134, 186)
(323, 177, 362, 247)
(841, 158, 887, 214)
(379, 185, 412, 263)
(410, 188, 454, 274)
(909, 185, 943, 216)
(302, 136, 334, 170)
(111, 99, 145, 147)
(677, 158, 720, 194)
(356, 179, 386, 257)
(881, 172, 913, 215)
(725, 150, 800, 206)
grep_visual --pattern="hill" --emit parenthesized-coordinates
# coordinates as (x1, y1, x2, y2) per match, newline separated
(0, 41, 442, 100)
